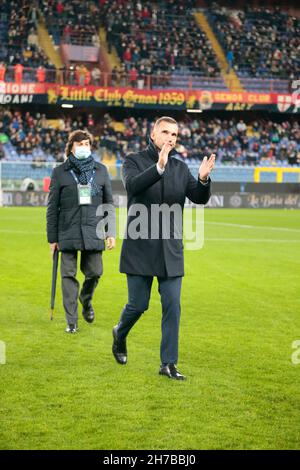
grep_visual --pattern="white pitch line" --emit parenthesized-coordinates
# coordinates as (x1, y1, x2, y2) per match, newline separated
(0, 229, 44, 234)
(205, 221, 300, 233)
(0, 217, 40, 220)
(0, 229, 299, 244)
(204, 238, 300, 243)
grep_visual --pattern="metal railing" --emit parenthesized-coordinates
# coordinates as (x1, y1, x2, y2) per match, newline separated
(0, 66, 292, 92)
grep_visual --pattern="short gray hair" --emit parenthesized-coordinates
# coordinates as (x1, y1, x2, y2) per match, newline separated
(153, 116, 178, 129)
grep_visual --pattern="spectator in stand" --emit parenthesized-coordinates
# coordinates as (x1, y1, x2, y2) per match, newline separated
(0, 63, 6, 82)
(84, 68, 91, 86)
(92, 32, 100, 48)
(111, 66, 118, 86)
(27, 28, 39, 48)
(87, 114, 94, 129)
(226, 49, 234, 72)
(123, 47, 132, 70)
(63, 23, 73, 44)
(129, 66, 138, 87)
(137, 71, 145, 89)
(36, 65, 46, 83)
(29, 5, 38, 26)
(56, 1, 64, 15)
(119, 65, 127, 87)
(75, 64, 87, 86)
(91, 66, 101, 86)
(14, 63, 24, 83)
(0, 143, 5, 160)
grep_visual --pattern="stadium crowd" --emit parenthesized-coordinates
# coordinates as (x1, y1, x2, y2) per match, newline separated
(208, 3, 300, 79)
(38, 0, 101, 46)
(100, 0, 220, 79)
(0, 0, 221, 86)
(0, 0, 53, 74)
(0, 109, 299, 167)
(0, 0, 298, 88)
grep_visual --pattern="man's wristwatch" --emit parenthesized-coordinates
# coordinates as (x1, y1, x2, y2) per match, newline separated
(199, 176, 208, 183)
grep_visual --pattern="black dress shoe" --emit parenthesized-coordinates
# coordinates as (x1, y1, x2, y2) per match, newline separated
(112, 326, 127, 365)
(79, 296, 94, 323)
(159, 364, 186, 380)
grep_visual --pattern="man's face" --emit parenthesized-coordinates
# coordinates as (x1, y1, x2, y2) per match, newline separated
(151, 121, 178, 150)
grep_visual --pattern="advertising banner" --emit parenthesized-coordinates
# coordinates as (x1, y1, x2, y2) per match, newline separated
(2, 191, 300, 209)
(0, 82, 299, 113)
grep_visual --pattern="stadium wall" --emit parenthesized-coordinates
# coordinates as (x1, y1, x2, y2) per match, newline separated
(1, 182, 300, 209)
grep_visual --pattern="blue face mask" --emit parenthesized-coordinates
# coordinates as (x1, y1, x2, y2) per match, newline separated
(74, 146, 91, 160)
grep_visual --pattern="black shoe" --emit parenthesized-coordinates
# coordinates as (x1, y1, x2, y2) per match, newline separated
(112, 326, 127, 365)
(65, 324, 78, 334)
(159, 364, 186, 380)
(79, 295, 94, 323)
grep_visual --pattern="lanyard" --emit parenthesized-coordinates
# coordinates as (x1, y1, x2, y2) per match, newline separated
(70, 169, 95, 185)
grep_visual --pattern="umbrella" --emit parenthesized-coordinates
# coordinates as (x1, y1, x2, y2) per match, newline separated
(50, 249, 59, 320)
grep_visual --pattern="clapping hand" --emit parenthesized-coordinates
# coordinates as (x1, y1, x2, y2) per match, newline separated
(157, 143, 173, 171)
(199, 154, 215, 182)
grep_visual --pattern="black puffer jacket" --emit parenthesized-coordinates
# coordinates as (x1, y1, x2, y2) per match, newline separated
(47, 158, 115, 251)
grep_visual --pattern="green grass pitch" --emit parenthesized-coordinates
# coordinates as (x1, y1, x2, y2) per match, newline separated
(0, 207, 300, 450)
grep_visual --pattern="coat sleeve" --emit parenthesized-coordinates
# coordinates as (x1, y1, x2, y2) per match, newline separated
(122, 155, 162, 197)
(102, 166, 116, 238)
(46, 167, 60, 243)
(103, 166, 114, 205)
(185, 167, 211, 205)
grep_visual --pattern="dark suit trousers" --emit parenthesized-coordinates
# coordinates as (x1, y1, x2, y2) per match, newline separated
(60, 251, 103, 325)
(117, 274, 182, 364)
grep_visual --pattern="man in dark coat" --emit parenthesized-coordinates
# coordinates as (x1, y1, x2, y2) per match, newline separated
(112, 116, 215, 380)
(47, 130, 116, 333)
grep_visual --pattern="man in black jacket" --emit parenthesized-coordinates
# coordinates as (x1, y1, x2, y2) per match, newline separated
(112, 116, 215, 379)
(47, 130, 116, 333)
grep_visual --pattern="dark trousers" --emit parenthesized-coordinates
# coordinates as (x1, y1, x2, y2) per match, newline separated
(60, 251, 103, 325)
(117, 274, 182, 364)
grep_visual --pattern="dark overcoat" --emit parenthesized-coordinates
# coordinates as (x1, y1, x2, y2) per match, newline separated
(120, 140, 211, 277)
(47, 158, 115, 251)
